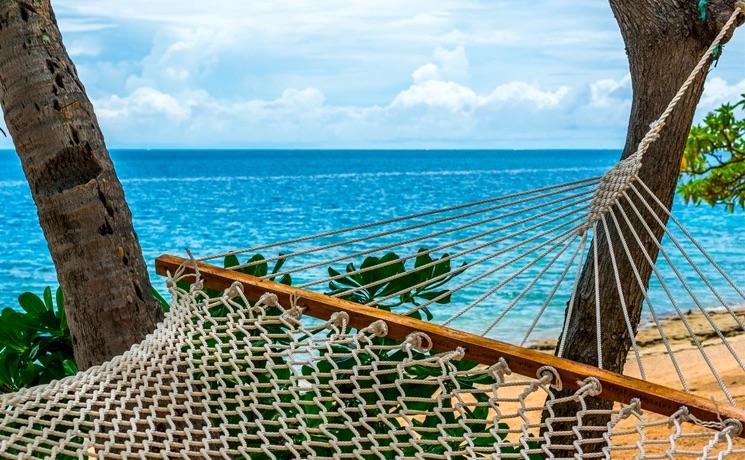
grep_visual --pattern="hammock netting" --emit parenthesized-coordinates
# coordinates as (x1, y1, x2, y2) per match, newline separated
(0, 275, 742, 459)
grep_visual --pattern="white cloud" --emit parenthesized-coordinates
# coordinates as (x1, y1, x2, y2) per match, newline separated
(2, 0, 743, 150)
(488, 82, 569, 109)
(392, 80, 568, 112)
(432, 46, 469, 81)
(96, 87, 201, 122)
(57, 18, 116, 33)
(412, 45, 469, 83)
(67, 37, 102, 57)
(589, 74, 631, 108)
(393, 80, 480, 111)
(699, 77, 745, 113)
(412, 63, 441, 82)
(90, 46, 577, 148)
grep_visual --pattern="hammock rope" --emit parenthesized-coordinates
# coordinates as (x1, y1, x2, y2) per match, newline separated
(2, 276, 743, 458)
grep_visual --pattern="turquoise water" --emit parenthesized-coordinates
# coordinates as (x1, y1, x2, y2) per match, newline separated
(0, 150, 742, 341)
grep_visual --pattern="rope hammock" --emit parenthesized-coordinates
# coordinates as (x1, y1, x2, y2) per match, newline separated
(2, 4, 745, 459)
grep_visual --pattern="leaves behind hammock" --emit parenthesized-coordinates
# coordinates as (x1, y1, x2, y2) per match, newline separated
(0, 287, 75, 393)
(326, 249, 467, 321)
(223, 252, 292, 286)
(0, 286, 170, 394)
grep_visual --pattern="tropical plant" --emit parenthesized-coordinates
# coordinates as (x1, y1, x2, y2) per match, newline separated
(326, 249, 465, 321)
(0, 288, 75, 393)
(679, 93, 745, 212)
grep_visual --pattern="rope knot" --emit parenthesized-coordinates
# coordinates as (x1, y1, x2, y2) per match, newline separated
(488, 358, 512, 383)
(403, 332, 433, 353)
(577, 377, 602, 397)
(364, 320, 388, 337)
(536, 366, 562, 391)
(586, 156, 641, 225)
(224, 282, 244, 299)
(190, 279, 204, 293)
(329, 311, 349, 330)
(669, 406, 691, 428)
(442, 347, 466, 362)
(617, 398, 642, 420)
(723, 418, 743, 437)
(257, 293, 281, 309)
(286, 293, 306, 318)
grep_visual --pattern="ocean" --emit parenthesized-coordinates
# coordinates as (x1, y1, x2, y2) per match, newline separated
(0, 149, 743, 342)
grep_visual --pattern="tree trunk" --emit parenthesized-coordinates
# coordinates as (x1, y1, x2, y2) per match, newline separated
(546, 0, 743, 452)
(0, 0, 163, 369)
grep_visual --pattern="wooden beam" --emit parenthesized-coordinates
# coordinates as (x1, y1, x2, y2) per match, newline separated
(156, 254, 745, 434)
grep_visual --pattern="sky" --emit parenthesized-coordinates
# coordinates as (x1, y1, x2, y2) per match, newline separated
(0, 0, 744, 149)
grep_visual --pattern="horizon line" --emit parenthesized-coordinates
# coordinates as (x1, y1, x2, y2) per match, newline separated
(1, 147, 624, 152)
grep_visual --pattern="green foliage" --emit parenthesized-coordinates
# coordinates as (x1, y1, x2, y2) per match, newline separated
(0, 288, 75, 393)
(224, 252, 292, 285)
(0, 286, 170, 393)
(326, 249, 465, 320)
(679, 93, 745, 212)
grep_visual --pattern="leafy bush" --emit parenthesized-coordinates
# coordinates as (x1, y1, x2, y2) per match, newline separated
(0, 286, 167, 393)
(0, 288, 75, 393)
(327, 249, 465, 321)
(0, 249, 460, 394)
(679, 93, 745, 212)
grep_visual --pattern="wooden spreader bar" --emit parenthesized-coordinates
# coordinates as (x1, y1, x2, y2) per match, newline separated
(156, 254, 745, 435)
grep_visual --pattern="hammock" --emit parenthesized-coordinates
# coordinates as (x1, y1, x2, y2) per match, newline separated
(2, 4, 745, 459)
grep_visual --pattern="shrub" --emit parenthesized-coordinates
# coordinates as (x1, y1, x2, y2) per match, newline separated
(0, 288, 75, 393)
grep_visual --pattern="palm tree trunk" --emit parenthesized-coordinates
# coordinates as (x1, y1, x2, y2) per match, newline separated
(0, 0, 163, 369)
(546, 0, 743, 451)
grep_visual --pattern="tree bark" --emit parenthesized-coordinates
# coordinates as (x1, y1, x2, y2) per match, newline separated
(0, 0, 163, 369)
(546, 0, 743, 452)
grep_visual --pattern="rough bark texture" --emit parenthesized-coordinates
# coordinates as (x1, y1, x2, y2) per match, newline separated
(0, 0, 163, 369)
(547, 0, 743, 451)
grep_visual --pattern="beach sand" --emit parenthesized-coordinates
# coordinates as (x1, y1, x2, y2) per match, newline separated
(518, 308, 745, 456)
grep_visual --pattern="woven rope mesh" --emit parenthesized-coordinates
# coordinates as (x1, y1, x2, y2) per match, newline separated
(1, 271, 743, 459)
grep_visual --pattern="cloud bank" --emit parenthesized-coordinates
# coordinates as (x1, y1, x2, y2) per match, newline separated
(0, 1, 743, 149)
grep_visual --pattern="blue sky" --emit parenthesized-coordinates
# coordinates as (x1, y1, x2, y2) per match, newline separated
(0, 0, 744, 149)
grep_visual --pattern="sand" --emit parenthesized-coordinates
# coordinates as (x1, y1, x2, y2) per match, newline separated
(519, 307, 745, 456)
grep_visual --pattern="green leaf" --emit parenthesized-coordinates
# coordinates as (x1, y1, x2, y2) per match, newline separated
(327, 266, 359, 289)
(56, 287, 66, 331)
(268, 254, 289, 282)
(43, 287, 54, 311)
(223, 254, 240, 269)
(679, 92, 745, 213)
(241, 254, 268, 277)
(152, 288, 170, 313)
(18, 292, 46, 317)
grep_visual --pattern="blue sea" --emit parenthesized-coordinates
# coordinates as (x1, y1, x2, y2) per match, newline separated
(0, 150, 743, 342)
